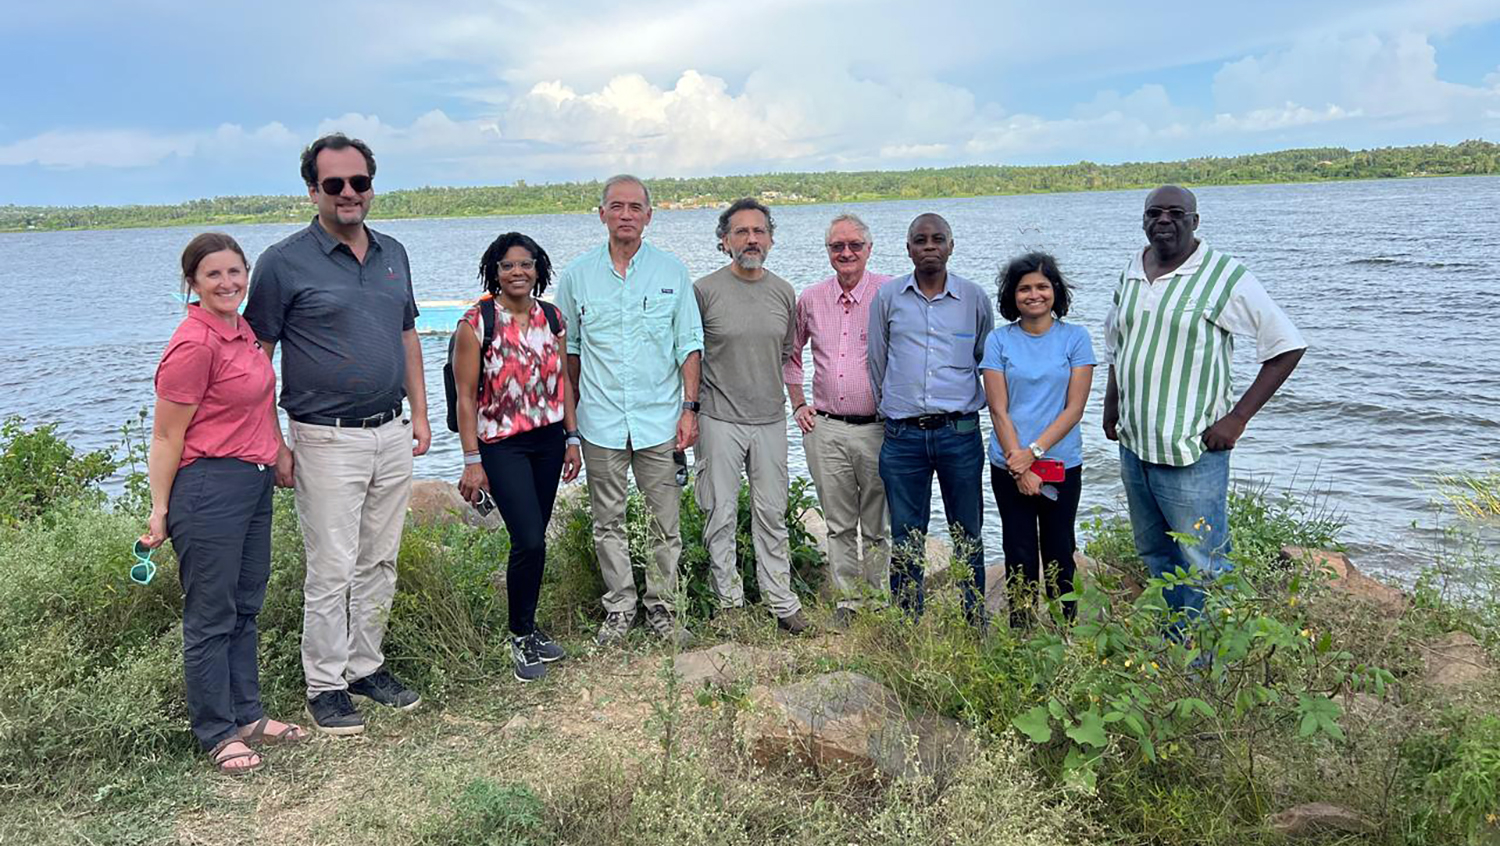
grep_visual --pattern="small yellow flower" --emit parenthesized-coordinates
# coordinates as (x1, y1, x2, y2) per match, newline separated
(1124, 658, 1133, 668)
(1150, 661, 1160, 671)
(1487, 812, 1498, 825)
(1301, 628, 1312, 639)
(1288, 597, 1299, 607)
(1101, 658, 1109, 665)
(1193, 517, 1205, 530)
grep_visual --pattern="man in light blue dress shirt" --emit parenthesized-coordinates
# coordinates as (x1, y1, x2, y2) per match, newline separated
(554, 175, 704, 646)
(866, 213, 995, 621)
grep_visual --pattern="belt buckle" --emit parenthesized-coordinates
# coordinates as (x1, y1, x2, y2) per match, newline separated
(915, 414, 944, 430)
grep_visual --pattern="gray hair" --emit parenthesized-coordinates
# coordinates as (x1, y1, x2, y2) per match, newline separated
(825, 212, 871, 244)
(600, 174, 652, 209)
(715, 197, 775, 241)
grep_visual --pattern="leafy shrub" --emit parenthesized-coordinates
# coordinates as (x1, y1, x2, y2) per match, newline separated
(0, 415, 117, 525)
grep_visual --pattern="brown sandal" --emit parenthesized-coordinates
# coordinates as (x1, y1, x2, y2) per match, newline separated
(210, 737, 263, 775)
(239, 716, 309, 745)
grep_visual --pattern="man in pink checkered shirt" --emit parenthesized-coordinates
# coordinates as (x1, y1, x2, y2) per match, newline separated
(783, 213, 894, 627)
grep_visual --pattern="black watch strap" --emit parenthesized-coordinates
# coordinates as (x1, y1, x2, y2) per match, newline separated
(682, 401, 700, 412)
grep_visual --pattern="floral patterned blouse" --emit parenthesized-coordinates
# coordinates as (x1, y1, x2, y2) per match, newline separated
(460, 298, 567, 442)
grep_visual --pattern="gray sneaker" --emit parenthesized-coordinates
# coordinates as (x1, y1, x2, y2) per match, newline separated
(645, 606, 694, 648)
(595, 610, 636, 646)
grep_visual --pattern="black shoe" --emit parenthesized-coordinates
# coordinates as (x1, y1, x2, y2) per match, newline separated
(306, 690, 365, 736)
(512, 636, 547, 683)
(348, 666, 421, 711)
(528, 630, 566, 663)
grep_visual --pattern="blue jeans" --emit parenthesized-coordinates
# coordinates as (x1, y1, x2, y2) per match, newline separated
(1118, 446, 1231, 618)
(879, 414, 985, 620)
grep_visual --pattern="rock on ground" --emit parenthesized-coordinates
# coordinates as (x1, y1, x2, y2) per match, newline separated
(1281, 546, 1408, 616)
(1421, 630, 1496, 688)
(746, 670, 975, 782)
(671, 643, 783, 689)
(1267, 802, 1376, 838)
(407, 479, 501, 530)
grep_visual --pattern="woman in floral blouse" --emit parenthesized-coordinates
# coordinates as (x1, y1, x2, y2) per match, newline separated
(454, 232, 581, 683)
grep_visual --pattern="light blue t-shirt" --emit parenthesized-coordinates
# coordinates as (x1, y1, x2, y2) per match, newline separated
(977, 321, 1096, 469)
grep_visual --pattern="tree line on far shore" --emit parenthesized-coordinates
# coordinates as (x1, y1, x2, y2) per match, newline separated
(4, 139, 1497, 233)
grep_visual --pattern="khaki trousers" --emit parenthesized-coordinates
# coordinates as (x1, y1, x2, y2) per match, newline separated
(694, 415, 800, 618)
(290, 417, 412, 696)
(582, 438, 681, 614)
(803, 415, 889, 608)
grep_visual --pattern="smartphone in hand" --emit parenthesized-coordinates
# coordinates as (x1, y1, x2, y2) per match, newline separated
(1032, 459, 1066, 483)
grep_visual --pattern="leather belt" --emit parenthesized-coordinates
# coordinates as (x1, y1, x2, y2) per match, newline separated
(290, 405, 402, 429)
(895, 411, 972, 430)
(815, 410, 879, 425)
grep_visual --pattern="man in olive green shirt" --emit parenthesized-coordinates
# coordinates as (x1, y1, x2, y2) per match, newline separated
(692, 198, 808, 634)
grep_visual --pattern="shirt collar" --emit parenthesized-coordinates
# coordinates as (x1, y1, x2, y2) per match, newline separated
(1129, 239, 1208, 281)
(186, 303, 252, 342)
(830, 270, 877, 304)
(309, 217, 380, 257)
(898, 272, 959, 300)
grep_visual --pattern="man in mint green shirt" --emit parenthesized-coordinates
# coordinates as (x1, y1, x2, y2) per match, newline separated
(554, 174, 704, 647)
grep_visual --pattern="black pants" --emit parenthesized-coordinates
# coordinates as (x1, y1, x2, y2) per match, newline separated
(479, 423, 565, 637)
(989, 463, 1083, 626)
(167, 458, 274, 750)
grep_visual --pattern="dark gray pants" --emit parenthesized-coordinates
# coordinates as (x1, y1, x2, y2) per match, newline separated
(167, 458, 273, 750)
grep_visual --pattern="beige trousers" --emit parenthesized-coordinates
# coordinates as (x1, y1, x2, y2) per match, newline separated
(694, 415, 800, 618)
(804, 415, 889, 608)
(582, 438, 681, 615)
(290, 417, 412, 696)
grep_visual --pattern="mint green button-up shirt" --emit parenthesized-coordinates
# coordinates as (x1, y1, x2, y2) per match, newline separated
(554, 240, 704, 450)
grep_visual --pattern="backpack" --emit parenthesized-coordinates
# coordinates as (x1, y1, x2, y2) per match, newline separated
(444, 298, 562, 433)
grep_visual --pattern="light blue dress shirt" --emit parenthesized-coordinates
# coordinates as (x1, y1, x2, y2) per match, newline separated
(554, 241, 704, 450)
(866, 272, 995, 420)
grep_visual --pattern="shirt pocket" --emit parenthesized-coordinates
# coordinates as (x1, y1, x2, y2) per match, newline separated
(949, 331, 978, 368)
(579, 297, 623, 346)
(642, 292, 676, 337)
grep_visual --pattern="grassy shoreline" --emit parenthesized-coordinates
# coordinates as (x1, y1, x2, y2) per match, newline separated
(2, 419, 1498, 845)
(4, 140, 1496, 234)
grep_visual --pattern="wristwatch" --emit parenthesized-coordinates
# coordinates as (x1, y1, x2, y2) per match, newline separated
(1028, 442, 1045, 460)
(682, 400, 700, 413)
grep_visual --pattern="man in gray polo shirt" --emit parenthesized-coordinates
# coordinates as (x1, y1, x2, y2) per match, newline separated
(867, 213, 994, 622)
(245, 133, 430, 736)
(693, 198, 809, 635)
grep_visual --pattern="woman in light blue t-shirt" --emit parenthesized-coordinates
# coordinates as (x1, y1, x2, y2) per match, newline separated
(979, 253, 1096, 626)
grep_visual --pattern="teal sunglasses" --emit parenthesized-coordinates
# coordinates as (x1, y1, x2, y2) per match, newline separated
(130, 540, 158, 586)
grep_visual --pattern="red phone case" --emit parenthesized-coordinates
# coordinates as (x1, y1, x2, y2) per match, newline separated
(1032, 459, 1065, 483)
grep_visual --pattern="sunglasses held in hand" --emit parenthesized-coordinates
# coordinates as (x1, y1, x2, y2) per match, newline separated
(130, 540, 158, 586)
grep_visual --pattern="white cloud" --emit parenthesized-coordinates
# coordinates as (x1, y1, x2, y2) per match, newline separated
(0, 123, 298, 169)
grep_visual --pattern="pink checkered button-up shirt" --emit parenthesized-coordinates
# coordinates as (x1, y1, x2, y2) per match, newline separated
(783, 270, 894, 417)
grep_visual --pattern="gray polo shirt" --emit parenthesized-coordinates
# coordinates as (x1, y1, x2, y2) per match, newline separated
(244, 218, 418, 419)
(866, 271, 995, 419)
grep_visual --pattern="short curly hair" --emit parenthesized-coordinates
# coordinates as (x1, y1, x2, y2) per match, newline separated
(715, 197, 775, 242)
(996, 251, 1072, 322)
(478, 232, 553, 298)
(299, 133, 377, 188)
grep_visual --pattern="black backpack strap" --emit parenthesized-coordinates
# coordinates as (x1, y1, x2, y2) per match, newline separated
(538, 300, 561, 336)
(480, 298, 497, 352)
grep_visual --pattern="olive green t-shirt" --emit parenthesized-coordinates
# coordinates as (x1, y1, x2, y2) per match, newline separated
(693, 265, 797, 425)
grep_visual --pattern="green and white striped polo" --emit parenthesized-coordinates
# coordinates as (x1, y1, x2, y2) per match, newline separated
(1106, 243, 1290, 467)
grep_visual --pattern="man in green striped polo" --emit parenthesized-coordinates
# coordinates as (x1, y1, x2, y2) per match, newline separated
(1102, 185, 1306, 618)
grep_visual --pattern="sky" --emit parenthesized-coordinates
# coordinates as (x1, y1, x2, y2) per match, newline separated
(2, 0, 1499, 206)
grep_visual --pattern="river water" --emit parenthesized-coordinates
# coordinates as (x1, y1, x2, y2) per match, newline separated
(3, 177, 1497, 579)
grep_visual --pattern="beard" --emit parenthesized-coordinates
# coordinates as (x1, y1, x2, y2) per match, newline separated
(732, 249, 764, 271)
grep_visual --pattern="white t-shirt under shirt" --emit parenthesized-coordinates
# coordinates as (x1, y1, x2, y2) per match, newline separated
(978, 321, 1096, 469)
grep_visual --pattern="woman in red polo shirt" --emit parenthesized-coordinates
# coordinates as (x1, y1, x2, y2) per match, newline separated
(139, 233, 306, 774)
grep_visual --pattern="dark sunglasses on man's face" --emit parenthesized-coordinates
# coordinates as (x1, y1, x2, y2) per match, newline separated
(1144, 207, 1192, 221)
(319, 175, 373, 195)
(826, 240, 867, 254)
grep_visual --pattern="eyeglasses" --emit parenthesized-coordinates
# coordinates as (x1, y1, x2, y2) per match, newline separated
(130, 540, 157, 585)
(826, 240, 867, 254)
(1144, 207, 1192, 221)
(318, 175, 373, 195)
(499, 260, 536, 272)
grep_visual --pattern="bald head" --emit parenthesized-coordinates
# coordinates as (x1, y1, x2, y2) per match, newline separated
(1145, 185, 1197, 213)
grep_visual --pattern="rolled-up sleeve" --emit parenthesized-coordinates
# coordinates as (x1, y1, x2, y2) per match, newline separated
(674, 265, 704, 364)
(555, 266, 581, 356)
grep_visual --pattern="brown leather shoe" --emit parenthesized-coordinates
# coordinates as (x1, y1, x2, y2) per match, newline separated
(776, 609, 813, 636)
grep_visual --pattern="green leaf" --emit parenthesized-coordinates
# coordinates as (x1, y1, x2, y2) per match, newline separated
(1012, 706, 1053, 743)
(1062, 748, 1099, 793)
(1065, 709, 1108, 749)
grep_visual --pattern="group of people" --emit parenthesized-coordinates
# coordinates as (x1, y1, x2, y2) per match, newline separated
(140, 132, 1306, 775)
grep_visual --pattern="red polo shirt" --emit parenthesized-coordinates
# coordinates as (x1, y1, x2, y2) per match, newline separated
(155, 305, 279, 468)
